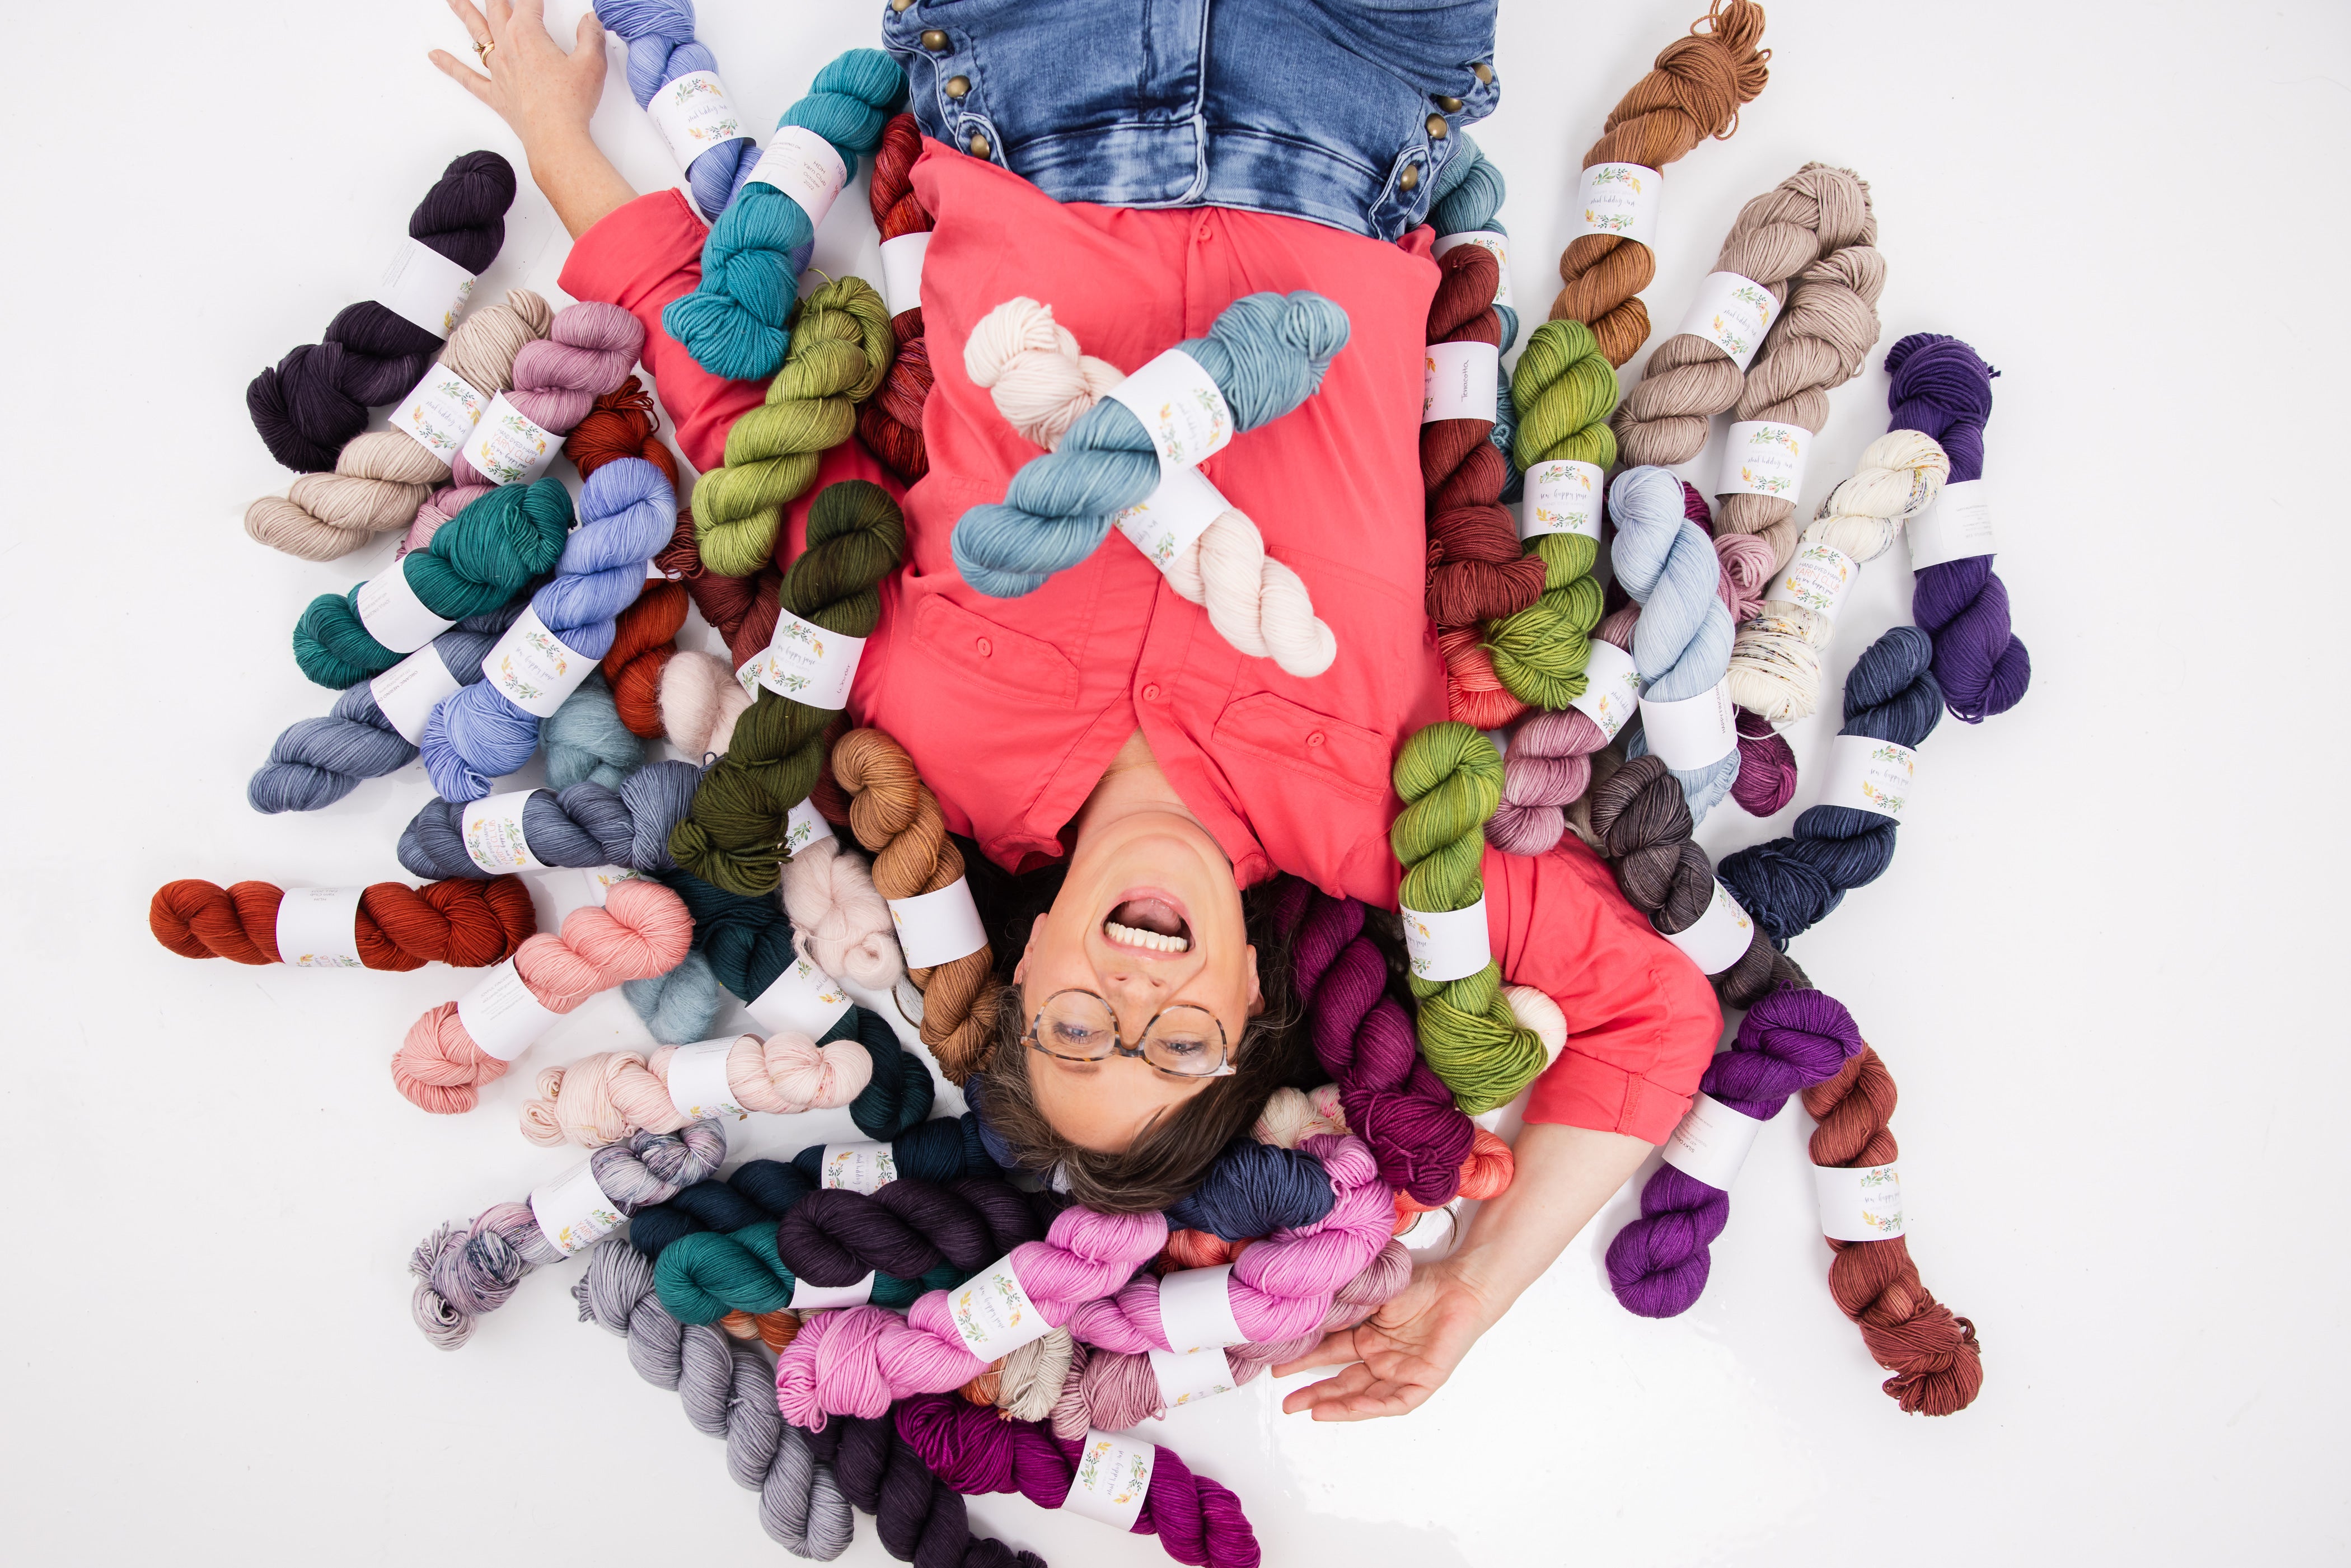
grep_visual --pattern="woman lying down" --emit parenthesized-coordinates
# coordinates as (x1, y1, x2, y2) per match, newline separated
(431, 0, 1716, 1421)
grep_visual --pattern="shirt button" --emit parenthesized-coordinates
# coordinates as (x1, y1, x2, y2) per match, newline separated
(975, 637, 991, 656)
(1196, 219, 1214, 242)
(1141, 684, 1163, 703)
(945, 75, 971, 99)
(921, 29, 949, 50)
(968, 131, 992, 159)
(1306, 731, 1326, 747)
(1399, 165, 1420, 193)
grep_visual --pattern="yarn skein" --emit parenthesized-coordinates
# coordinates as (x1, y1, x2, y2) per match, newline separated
(1731, 709, 1800, 816)
(541, 674, 647, 791)
(859, 111, 936, 485)
(397, 757, 705, 881)
(664, 50, 908, 380)
(780, 834, 906, 991)
(149, 874, 535, 970)
(520, 1033, 869, 1149)
(597, 0, 762, 221)
(1440, 625, 1527, 731)
(775, 1177, 1052, 1294)
(1613, 466, 1742, 820)
(1885, 334, 2030, 721)
(1427, 131, 1520, 354)
(1487, 318, 1617, 708)
(1485, 612, 1637, 855)
(1424, 246, 1546, 629)
(247, 152, 518, 471)
(409, 1120, 725, 1349)
(444, 302, 646, 486)
(1547, 1, 1772, 367)
(1389, 723, 1549, 1112)
(245, 291, 553, 560)
(805, 1412, 1047, 1568)
(951, 291, 1351, 598)
(564, 377, 691, 737)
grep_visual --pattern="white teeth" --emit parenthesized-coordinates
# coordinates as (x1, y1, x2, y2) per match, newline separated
(1104, 919, 1190, 954)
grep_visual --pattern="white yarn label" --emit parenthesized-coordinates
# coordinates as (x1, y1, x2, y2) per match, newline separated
(746, 126, 848, 232)
(744, 953, 854, 1037)
(1907, 479, 1997, 570)
(354, 567, 457, 653)
(1157, 1262, 1247, 1351)
(1575, 162, 1662, 246)
(790, 1271, 877, 1310)
(274, 885, 365, 970)
(1815, 1162, 1905, 1241)
(462, 790, 547, 873)
(368, 644, 463, 745)
(1674, 271, 1778, 372)
(818, 1141, 901, 1194)
(1149, 1345, 1238, 1408)
(1659, 1092, 1768, 1190)
(737, 611, 865, 709)
(1639, 680, 1738, 770)
(466, 393, 561, 485)
(644, 69, 751, 171)
(1815, 734, 1917, 821)
(570, 865, 640, 907)
(664, 1037, 751, 1120)
(947, 1253, 1053, 1360)
(1431, 230, 1512, 308)
(1110, 465, 1225, 574)
(879, 231, 931, 317)
(1720, 421, 1811, 503)
(1663, 879, 1754, 976)
(1767, 539, 1858, 619)
(782, 797, 830, 861)
(1422, 340, 1500, 424)
(1105, 349, 1234, 473)
(1566, 639, 1644, 742)
(1520, 459, 1605, 542)
(391, 365, 489, 462)
(376, 237, 476, 338)
(530, 1159, 625, 1256)
(455, 957, 563, 1061)
(888, 877, 987, 968)
(1399, 894, 1489, 984)
(1064, 1429, 1155, 1533)
(479, 606, 598, 720)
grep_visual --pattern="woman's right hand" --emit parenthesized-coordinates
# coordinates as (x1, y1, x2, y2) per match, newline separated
(427, 0, 635, 239)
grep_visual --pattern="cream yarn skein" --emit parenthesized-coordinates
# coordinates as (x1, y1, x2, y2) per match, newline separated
(519, 1033, 874, 1149)
(779, 836, 905, 992)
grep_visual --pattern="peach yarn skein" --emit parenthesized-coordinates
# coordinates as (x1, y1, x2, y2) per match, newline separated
(780, 836, 906, 992)
(518, 1033, 874, 1148)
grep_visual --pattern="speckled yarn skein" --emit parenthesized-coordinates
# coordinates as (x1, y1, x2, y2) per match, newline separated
(148, 874, 535, 970)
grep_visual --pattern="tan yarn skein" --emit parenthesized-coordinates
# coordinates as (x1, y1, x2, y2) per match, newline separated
(828, 727, 999, 1084)
(243, 291, 553, 561)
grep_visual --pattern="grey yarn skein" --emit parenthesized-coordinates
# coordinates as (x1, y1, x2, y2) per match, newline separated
(542, 673, 645, 790)
(396, 759, 705, 879)
(575, 1239, 853, 1559)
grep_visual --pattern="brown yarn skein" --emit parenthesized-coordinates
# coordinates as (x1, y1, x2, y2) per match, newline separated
(829, 727, 999, 1084)
(1424, 246, 1544, 628)
(1804, 1046, 1984, 1416)
(1549, 1, 1772, 366)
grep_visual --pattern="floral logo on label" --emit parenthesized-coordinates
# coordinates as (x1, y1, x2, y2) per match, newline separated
(1739, 465, 1794, 495)
(1591, 167, 1642, 193)
(496, 655, 543, 703)
(464, 816, 527, 868)
(1731, 283, 1771, 315)
(1709, 314, 1748, 357)
(1856, 1167, 1902, 1233)
(1858, 779, 1905, 814)
(293, 952, 364, 970)
(1170, 1379, 1235, 1407)
(1748, 425, 1801, 453)
(555, 1204, 621, 1253)
(1584, 207, 1635, 233)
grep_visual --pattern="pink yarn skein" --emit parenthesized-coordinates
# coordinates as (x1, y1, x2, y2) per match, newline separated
(657, 650, 753, 760)
(779, 837, 905, 991)
(517, 1031, 874, 1148)
(1487, 610, 1640, 855)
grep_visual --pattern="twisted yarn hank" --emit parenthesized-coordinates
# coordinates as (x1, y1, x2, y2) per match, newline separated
(542, 673, 645, 791)
(804, 1411, 1046, 1568)
(148, 874, 535, 970)
(1486, 610, 1637, 855)
(518, 1033, 872, 1149)
(1613, 465, 1741, 820)
(1488, 317, 1617, 706)
(859, 111, 937, 485)
(1424, 246, 1544, 628)
(597, 0, 762, 221)
(780, 834, 906, 991)
(565, 378, 691, 737)
(448, 301, 644, 486)
(396, 755, 703, 880)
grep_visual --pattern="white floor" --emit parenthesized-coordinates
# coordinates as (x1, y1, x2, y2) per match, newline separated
(4, 1, 2343, 1562)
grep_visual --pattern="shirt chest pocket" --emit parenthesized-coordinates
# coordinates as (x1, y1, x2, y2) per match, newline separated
(912, 593, 1082, 705)
(1211, 691, 1390, 806)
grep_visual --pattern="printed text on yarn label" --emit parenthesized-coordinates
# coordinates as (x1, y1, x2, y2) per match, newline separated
(1720, 421, 1811, 504)
(1399, 894, 1490, 984)
(744, 954, 854, 1038)
(465, 393, 561, 485)
(355, 567, 458, 654)
(1675, 271, 1778, 372)
(1111, 465, 1225, 574)
(1566, 639, 1645, 742)
(1104, 349, 1233, 474)
(644, 70, 751, 172)
(391, 366, 489, 462)
(888, 877, 988, 968)
(1660, 1092, 1768, 1190)
(377, 237, 476, 338)
(1157, 1262, 1248, 1351)
(818, 1142, 900, 1194)
(1149, 1345, 1239, 1408)
(880, 231, 930, 317)
(1575, 162, 1662, 247)
(1432, 230, 1512, 308)
(1520, 459, 1605, 542)
(462, 790, 547, 874)
(737, 612, 865, 709)
(1639, 680, 1738, 771)
(530, 1159, 625, 1256)
(1815, 734, 1916, 822)
(274, 886, 366, 970)
(368, 644, 464, 745)
(1662, 880, 1754, 976)
(1906, 480, 1996, 570)
(480, 607, 598, 720)
(1815, 1162, 1904, 1241)
(746, 126, 847, 232)
(664, 1037, 752, 1121)
(790, 1271, 876, 1311)
(456, 957, 564, 1062)
(1064, 1429, 1155, 1533)
(1422, 340, 1500, 424)
(1767, 539, 1858, 621)
(948, 1254, 1053, 1360)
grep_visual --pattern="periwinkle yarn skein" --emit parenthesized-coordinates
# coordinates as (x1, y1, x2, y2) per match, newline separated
(565, 379, 691, 736)
(597, 0, 761, 221)
(1718, 626, 1943, 946)
(397, 759, 705, 881)
(859, 112, 936, 485)
(1424, 247, 1545, 629)
(410, 1120, 725, 1349)
(951, 291, 1351, 598)
(1606, 984, 1861, 1316)
(245, 291, 552, 560)
(293, 477, 574, 689)
(392, 877, 696, 1114)
(804, 1413, 1046, 1568)
(572, 1239, 854, 1558)
(1885, 334, 2030, 721)
(149, 874, 535, 970)
(665, 50, 908, 381)
(1488, 318, 1617, 708)
(1613, 466, 1741, 820)
(247, 152, 518, 472)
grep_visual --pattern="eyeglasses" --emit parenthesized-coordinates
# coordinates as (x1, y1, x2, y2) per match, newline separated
(1022, 988, 1234, 1078)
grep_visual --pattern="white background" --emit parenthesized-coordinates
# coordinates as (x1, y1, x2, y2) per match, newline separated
(2, 1, 2343, 1562)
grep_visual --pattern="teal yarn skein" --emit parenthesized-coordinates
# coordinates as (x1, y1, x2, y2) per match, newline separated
(662, 49, 906, 382)
(951, 291, 1351, 597)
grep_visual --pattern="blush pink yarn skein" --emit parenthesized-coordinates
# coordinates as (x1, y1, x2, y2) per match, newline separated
(393, 877, 695, 1115)
(1487, 611, 1638, 855)
(657, 651, 754, 760)
(517, 1032, 875, 1148)
(779, 837, 905, 991)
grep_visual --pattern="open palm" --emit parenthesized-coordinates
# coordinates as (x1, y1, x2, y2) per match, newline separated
(1272, 1262, 1496, 1422)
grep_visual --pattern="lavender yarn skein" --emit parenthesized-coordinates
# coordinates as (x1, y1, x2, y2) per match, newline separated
(596, 0, 762, 221)
(1615, 466, 1742, 821)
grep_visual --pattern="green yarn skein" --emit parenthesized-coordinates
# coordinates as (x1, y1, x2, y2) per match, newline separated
(692, 277, 895, 577)
(669, 479, 906, 896)
(1485, 320, 1621, 708)
(1391, 721, 1549, 1113)
(652, 1222, 935, 1324)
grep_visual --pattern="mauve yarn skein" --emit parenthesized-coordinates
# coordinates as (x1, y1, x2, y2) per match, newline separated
(1425, 246, 1545, 628)
(397, 757, 705, 880)
(149, 874, 535, 970)
(1613, 466, 1743, 820)
(1486, 611, 1637, 855)
(1885, 334, 2030, 720)
(597, 0, 762, 221)
(572, 1239, 855, 1558)
(247, 152, 517, 471)
(860, 113, 936, 485)
(1607, 985, 1861, 1316)
(895, 1394, 1261, 1568)
(441, 302, 645, 490)
(410, 1120, 725, 1349)
(1548, 2, 1771, 367)
(952, 291, 1350, 598)
(805, 1413, 1046, 1568)
(540, 674, 645, 791)
(245, 291, 552, 560)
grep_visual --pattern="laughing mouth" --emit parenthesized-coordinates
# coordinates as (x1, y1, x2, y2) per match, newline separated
(1104, 896, 1192, 954)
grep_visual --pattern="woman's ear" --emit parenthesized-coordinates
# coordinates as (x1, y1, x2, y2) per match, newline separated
(1245, 942, 1265, 1016)
(1013, 912, 1048, 987)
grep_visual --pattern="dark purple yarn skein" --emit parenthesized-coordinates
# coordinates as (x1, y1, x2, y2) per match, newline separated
(775, 1176, 1051, 1289)
(1885, 334, 2030, 722)
(807, 1412, 1048, 1568)
(1607, 985, 1864, 1316)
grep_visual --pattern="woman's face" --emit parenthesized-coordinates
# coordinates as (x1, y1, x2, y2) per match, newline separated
(1015, 804, 1260, 1153)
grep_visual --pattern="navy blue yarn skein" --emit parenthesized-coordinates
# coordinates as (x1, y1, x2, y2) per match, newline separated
(629, 1157, 818, 1259)
(1165, 1137, 1338, 1239)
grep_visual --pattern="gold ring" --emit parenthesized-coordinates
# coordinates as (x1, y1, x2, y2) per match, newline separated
(474, 40, 495, 61)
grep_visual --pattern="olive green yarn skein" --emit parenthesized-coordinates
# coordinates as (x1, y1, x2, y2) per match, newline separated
(1390, 722, 1549, 1113)
(692, 277, 895, 577)
(671, 479, 906, 896)
(1486, 320, 1620, 708)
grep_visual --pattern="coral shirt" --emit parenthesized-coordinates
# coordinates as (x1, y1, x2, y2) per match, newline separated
(559, 149, 1720, 1144)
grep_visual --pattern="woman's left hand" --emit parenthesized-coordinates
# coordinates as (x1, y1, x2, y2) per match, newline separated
(1271, 1258, 1497, 1421)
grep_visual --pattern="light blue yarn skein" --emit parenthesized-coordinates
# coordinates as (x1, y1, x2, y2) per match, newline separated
(1427, 132, 1518, 353)
(951, 290, 1352, 598)
(597, 0, 761, 222)
(543, 675, 644, 791)
(662, 49, 907, 381)
(1614, 466, 1743, 822)
(624, 951, 726, 1045)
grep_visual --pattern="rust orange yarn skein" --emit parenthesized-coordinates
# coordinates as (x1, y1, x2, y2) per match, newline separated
(149, 876, 536, 971)
(859, 112, 935, 485)
(1425, 245, 1544, 629)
